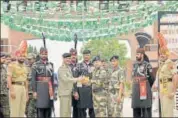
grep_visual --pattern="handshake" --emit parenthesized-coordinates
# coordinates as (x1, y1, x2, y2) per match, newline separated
(76, 76, 90, 85)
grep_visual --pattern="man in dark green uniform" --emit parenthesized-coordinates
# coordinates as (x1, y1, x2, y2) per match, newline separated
(131, 48, 154, 117)
(75, 50, 95, 118)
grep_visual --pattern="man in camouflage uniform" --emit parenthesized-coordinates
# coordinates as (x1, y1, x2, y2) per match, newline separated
(91, 56, 109, 117)
(108, 55, 125, 117)
(132, 48, 154, 117)
(25, 53, 37, 117)
(0, 53, 10, 117)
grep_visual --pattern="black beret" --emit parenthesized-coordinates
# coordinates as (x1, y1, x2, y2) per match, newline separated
(62, 53, 71, 58)
(110, 55, 119, 61)
(92, 56, 101, 63)
(83, 50, 91, 54)
(70, 48, 77, 55)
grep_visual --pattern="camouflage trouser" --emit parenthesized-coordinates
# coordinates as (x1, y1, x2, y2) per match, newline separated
(26, 94, 37, 118)
(108, 93, 123, 117)
(93, 91, 108, 117)
(0, 94, 10, 117)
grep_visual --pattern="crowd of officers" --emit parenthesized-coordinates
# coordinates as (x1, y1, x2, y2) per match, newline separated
(0, 46, 178, 118)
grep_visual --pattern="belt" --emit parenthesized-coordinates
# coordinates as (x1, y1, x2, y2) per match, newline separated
(133, 76, 147, 83)
(12, 81, 25, 86)
(160, 78, 172, 83)
(37, 77, 51, 82)
(37, 77, 54, 100)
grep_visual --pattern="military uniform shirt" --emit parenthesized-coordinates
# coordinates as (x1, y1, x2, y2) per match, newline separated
(7, 62, 28, 82)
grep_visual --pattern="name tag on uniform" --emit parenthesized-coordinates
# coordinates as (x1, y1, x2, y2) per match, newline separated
(139, 81, 147, 100)
(77, 82, 82, 87)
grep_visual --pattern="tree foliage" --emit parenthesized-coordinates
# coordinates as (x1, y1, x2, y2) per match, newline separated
(81, 38, 129, 67)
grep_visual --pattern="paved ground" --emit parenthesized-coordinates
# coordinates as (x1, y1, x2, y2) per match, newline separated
(52, 92, 178, 117)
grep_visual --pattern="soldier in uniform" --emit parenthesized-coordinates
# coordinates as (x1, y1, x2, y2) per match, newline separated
(91, 56, 108, 117)
(0, 53, 10, 117)
(153, 48, 175, 117)
(108, 55, 125, 117)
(25, 53, 37, 117)
(69, 48, 79, 118)
(58, 53, 84, 117)
(31, 47, 54, 118)
(7, 51, 29, 117)
(132, 48, 154, 117)
(76, 49, 95, 118)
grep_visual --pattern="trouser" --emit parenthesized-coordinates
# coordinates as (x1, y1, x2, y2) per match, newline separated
(73, 105, 78, 118)
(60, 96, 72, 117)
(160, 82, 174, 117)
(72, 97, 78, 118)
(9, 85, 26, 117)
(78, 108, 95, 118)
(133, 107, 152, 118)
(0, 95, 10, 117)
(37, 108, 51, 118)
(26, 94, 37, 118)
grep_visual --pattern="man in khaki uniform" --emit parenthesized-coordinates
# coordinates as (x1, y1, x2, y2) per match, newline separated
(153, 48, 175, 117)
(7, 51, 28, 117)
(58, 53, 84, 117)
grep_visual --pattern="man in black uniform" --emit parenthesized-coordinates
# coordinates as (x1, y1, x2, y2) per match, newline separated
(131, 48, 154, 117)
(75, 49, 95, 118)
(69, 48, 79, 118)
(31, 47, 54, 118)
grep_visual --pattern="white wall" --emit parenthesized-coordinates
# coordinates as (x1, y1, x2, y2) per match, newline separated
(1, 23, 9, 39)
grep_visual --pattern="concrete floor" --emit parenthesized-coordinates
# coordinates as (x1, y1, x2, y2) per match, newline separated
(52, 92, 178, 117)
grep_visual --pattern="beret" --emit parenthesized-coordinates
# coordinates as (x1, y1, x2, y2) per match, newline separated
(27, 53, 36, 59)
(92, 56, 101, 63)
(83, 50, 91, 54)
(110, 55, 119, 61)
(62, 53, 71, 58)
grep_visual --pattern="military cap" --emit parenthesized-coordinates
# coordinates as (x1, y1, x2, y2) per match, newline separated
(110, 55, 119, 61)
(62, 53, 71, 58)
(82, 49, 91, 54)
(92, 56, 101, 63)
(136, 48, 145, 54)
(40, 47, 48, 53)
(70, 48, 77, 55)
(27, 53, 36, 59)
